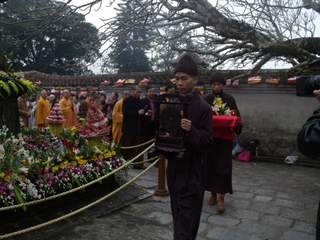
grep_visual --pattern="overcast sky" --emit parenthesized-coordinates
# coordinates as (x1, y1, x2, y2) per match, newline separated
(70, 0, 318, 73)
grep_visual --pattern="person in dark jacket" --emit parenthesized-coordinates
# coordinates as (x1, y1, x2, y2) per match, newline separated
(140, 88, 156, 141)
(204, 72, 241, 214)
(297, 94, 320, 240)
(121, 87, 145, 169)
(164, 54, 212, 240)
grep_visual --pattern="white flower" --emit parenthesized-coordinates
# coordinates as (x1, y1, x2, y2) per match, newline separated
(27, 156, 34, 164)
(0, 144, 4, 159)
(225, 109, 231, 116)
(11, 137, 19, 145)
(19, 167, 29, 174)
(94, 146, 102, 154)
(25, 180, 41, 199)
(211, 106, 219, 112)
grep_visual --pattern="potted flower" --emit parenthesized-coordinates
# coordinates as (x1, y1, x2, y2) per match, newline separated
(212, 97, 241, 141)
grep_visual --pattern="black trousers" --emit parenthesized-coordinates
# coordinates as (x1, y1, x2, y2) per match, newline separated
(205, 139, 233, 194)
(167, 158, 204, 240)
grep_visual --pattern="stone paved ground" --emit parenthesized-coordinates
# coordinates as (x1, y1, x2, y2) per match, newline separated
(11, 161, 320, 240)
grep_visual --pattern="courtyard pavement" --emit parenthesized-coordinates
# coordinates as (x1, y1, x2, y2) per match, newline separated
(12, 160, 320, 240)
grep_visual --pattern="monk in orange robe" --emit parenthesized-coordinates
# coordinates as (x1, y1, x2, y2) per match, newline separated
(59, 90, 77, 128)
(35, 90, 50, 128)
(112, 91, 129, 144)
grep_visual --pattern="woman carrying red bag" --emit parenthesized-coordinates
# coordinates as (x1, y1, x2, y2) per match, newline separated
(204, 72, 241, 214)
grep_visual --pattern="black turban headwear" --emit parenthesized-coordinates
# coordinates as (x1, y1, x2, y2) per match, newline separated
(174, 54, 198, 77)
(209, 72, 226, 85)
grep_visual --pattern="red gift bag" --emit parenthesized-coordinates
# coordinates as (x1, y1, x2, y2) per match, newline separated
(212, 115, 241, 141)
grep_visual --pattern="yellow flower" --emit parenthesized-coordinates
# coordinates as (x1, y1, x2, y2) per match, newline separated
(213, 97, 224, 106)
(60, 161, 69, 168)
(103, 151, 111, 158)
(4, 176, 11, 182)
(79, 159, 87, 165)
(21, 159, 29, 166)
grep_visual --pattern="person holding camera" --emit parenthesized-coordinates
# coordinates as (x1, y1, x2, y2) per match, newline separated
(297, 89, 320, 240)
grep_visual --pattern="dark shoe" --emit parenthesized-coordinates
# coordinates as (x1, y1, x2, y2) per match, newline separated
(208, 193, 217, 206)
(217, 194, 225, 214)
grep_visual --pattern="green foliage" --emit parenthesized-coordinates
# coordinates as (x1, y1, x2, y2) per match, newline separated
(0, 71, 38, 100)
(0, 0, 101, 75)
(108, 0, 152, 73)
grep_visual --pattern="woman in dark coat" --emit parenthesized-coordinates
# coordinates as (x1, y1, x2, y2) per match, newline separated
(204, 72, 241, 214)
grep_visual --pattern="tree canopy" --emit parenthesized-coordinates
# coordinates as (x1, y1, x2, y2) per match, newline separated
(105, 0, 152, 73)
(0, 0, 101, 75)
(72, 0, 320, 75)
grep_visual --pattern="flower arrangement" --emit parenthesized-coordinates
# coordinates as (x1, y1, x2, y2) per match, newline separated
(211, 97, 240, 140)
(0, 127, 125, 207)
(212, 97, 235, 116)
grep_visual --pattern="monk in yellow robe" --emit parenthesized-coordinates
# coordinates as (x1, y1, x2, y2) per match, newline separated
(35, 90, 50, 128)
(112, 91, 129, 144)
(59, 90, 77, 128)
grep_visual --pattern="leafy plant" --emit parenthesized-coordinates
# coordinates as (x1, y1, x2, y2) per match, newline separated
(0, 71, 38, 100)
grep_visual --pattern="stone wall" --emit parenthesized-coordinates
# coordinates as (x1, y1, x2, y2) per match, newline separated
(225, 85, 318, 158)
(23, 69, 289, 87)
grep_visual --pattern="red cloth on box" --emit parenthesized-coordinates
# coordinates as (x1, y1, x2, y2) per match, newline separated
(212, 115, 241, 141)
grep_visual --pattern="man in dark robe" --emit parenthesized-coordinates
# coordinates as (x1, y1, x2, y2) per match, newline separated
(164, 54, 212, 240)
(121, 87, 145, 169)
(140, 88, 156, 141)
(204, 72, 241, 214)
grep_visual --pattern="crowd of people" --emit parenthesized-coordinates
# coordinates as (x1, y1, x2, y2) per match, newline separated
(17, 89, 118, 130)
(16, 55, 243, 240)
(15, 53, 320, 240)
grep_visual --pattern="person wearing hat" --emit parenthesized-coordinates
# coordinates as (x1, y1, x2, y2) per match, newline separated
(204, 72, 241, 214)
(164, 54, 212, 240)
